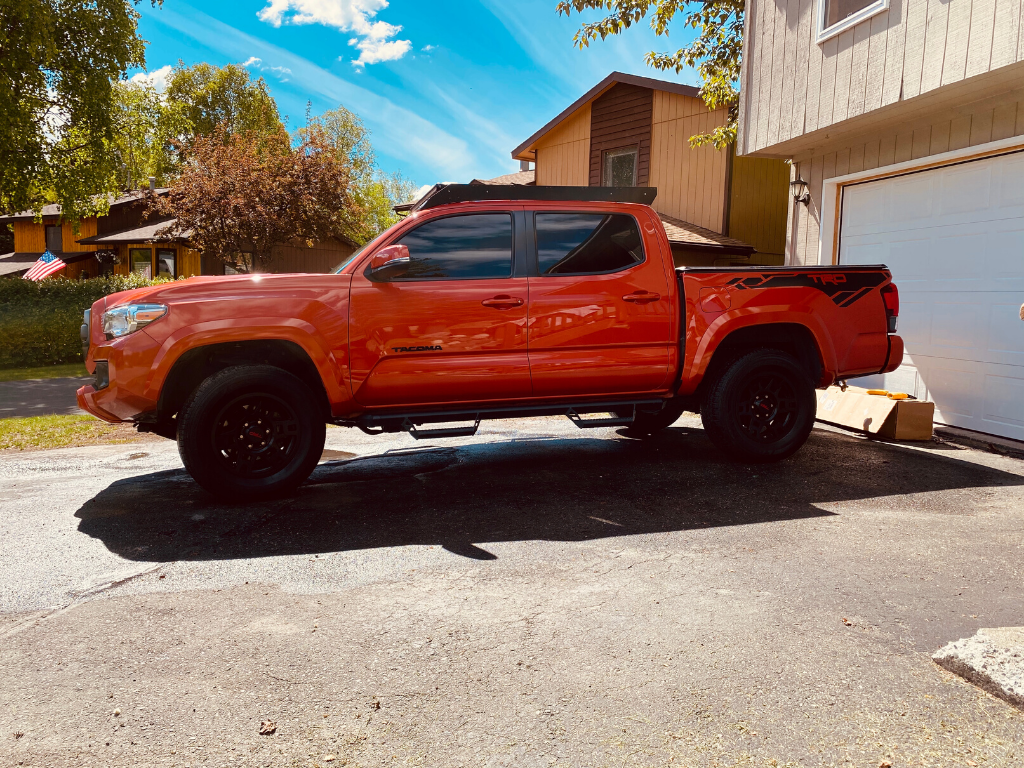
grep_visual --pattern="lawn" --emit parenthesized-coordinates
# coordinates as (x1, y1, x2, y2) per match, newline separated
(0, 363, 88, 382)
(0, 414, 155, 452)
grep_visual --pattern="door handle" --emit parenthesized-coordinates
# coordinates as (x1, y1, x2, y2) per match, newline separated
(482, 295, 524, 310)
(622, 291, 661, 304)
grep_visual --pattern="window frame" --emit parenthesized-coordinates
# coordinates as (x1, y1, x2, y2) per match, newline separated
(44, 225, 63, 253)
(530, 211, 647, 278)
(365, 211, 516, 283)
(602, 146, 639, 187)
(816, 0, 889, 44)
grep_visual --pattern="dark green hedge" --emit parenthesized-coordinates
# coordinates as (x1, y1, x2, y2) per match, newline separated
(0, 274, 166, 369)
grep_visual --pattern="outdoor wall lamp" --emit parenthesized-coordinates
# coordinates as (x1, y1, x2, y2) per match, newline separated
(790, 178, 811, 205)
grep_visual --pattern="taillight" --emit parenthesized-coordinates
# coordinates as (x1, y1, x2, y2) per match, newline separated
(881, 283, 899, 333)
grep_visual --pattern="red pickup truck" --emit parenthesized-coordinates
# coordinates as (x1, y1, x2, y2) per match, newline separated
(78, 186, 903, 499)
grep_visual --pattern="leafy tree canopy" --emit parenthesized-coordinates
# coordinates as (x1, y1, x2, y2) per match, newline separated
(154, 123, 360, 273)
(556, 0, 743, 148)
(0, 0, 157, 222)
(164, 62, 284, 143)
(300, 106, 419, 243)
(110, 79, 176, 191)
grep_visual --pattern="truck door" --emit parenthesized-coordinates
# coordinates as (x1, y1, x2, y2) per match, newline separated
(527, 210, 674, 397)
(349, 210, 532, 407)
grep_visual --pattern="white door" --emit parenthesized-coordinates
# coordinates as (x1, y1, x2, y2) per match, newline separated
(839, 150, 1024, 441)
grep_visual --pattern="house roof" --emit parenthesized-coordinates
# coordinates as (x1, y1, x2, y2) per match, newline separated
(658, 213, 755, 254)
(470, 170, 537, 186)
(0, 251, 97, 277)
(512, 72, 702, 161)
(77, 218, 191, 245)
(0, 189, 169, 223)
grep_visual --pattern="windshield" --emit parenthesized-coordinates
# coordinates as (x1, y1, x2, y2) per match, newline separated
(332, 218, 406, 274)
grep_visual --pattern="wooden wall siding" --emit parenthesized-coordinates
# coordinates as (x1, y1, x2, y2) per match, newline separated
(12, 222, 46, 252)
(180, 248, 202, 277)
(740, 0, 1024, 156)
(535, 104, 591, 186)
(786, 96, 1024, 264)
(588, 83, 653, 186)
(649, 91, 730, 233)
(728, 154, 790, 258)
(64, 218, 97, 252)
(269, 240, 356, 274)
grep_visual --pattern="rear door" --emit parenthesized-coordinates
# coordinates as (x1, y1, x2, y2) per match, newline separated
(349, 209, 533, 407)
(526, 209, 675, 397)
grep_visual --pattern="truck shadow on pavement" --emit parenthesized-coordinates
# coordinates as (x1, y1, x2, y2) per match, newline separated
(75, 426, 1024, 561)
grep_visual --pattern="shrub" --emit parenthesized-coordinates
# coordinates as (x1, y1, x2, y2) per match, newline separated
(0, 274, 167, 369)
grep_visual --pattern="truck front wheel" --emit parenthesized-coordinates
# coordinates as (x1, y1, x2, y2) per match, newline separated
(177, 365, 326, 499)
(700, 349, 816, 463)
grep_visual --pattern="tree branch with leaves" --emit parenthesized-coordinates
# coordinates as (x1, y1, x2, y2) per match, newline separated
(556, 0, 743, 148)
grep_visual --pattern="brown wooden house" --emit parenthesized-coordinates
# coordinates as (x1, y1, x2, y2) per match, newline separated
(510, 72, 791, 266)
(0, 190, 356, 279)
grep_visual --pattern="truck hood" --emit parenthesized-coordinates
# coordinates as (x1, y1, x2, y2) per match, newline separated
(101, 273, 348, 310)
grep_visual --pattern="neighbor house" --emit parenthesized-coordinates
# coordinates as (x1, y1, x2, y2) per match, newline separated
(0, 188, 356, 279)
(510, 72, 792, 266)
(738, 0, 1024, 441)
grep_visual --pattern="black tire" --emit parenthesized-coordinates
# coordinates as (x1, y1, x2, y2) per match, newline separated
(700, 349, 816, 462)
(617, 398, 690, 436)
(177, 365, 326, 500)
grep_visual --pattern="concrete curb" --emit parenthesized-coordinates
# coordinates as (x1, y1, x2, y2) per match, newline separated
(933, 627, 1024, 710)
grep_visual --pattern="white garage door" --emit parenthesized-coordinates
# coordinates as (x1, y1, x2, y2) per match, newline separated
(839, 149, 1024, 442)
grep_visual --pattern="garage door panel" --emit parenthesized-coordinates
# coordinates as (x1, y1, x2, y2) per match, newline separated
(840, 149, 1024, 442)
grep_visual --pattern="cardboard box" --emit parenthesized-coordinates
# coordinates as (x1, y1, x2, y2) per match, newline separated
(816, 385, 935, 441)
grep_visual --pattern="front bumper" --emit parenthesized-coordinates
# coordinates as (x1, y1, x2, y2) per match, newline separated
(77, 384, 122, 423)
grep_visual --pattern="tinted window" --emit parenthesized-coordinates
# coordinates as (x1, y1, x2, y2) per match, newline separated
(389, 213, 513, 280)
(535, 213, 644, 275)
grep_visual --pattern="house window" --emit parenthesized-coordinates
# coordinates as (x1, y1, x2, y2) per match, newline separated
(130, 248, 152, 278)
(817, 0, 889, 43)
(603, 147, 638, 187)
(157, 248, 176, 279)
(45, 225, 63, 253)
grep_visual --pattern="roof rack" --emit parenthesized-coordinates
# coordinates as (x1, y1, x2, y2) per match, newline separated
(411, 184, 658, 212)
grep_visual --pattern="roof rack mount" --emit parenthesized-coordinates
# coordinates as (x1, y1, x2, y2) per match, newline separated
(413, 184, 657, 211)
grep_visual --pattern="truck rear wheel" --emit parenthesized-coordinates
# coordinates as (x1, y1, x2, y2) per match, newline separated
(177, 365, 326, 500)
(700, 349, 816, 463)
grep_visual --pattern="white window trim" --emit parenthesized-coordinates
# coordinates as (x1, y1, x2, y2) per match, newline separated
(816, 0, 889, 44)
(815, 134, 1024, 265)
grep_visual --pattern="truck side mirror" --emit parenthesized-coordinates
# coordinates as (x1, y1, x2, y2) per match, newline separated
(368, 244, 411, 279)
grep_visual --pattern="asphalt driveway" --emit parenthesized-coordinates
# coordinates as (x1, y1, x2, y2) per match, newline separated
(1, 416, 1022, 767)
(0, 376, 89, 418)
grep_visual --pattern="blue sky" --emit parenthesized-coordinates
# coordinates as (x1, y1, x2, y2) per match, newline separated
(133, 0, 699, 190)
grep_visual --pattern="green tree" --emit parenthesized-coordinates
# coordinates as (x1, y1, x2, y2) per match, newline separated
(0, 0, 157, 221)
(301, 105, 418, 243)
(155, 124, 360, 272)
(164, 62, 284, 143)
(557, 0, 743, 148)
(110, 79, 176, 190)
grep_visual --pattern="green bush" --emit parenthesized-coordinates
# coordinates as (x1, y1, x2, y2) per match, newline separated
(0, 274, 168, 369)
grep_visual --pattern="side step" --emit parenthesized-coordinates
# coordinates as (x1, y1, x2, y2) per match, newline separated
(566, 407, 635, 429)
(404, 418, 480, 440)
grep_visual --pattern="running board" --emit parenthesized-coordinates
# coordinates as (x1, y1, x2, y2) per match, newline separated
(404, 419, 480, 440)
(566, 407, 635, 429)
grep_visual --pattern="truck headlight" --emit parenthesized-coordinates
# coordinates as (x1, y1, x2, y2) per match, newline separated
(102, 304, 168, 338)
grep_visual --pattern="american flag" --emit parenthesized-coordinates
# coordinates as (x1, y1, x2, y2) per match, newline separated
(23, 250, 66, 281)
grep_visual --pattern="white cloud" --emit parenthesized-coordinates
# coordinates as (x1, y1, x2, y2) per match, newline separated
(130, 64, 173, 92)
(421, 44, 435, 52)
(242, 56, 293, 81)
(256, 0, 411, 67)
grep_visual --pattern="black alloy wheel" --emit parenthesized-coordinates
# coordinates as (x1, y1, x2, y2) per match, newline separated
(700, 349, 816, 462)
(212, 393, 301, 479)
(178, 365, 326, 499)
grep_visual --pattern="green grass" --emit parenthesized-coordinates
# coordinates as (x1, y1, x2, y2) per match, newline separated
(0, 414, 149, 452)
(0, 363, 88, 382)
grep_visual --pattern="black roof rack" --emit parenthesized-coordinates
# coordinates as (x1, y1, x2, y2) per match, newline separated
(412, 184, 657, 212)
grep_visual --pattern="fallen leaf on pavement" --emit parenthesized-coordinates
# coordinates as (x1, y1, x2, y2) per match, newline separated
(324, 756, 336, 763)
(842, 617, 852, 626)
(259, 720, 276, 735)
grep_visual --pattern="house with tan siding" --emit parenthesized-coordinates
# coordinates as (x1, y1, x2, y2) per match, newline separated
(0, 189, 356, 279)
(510, 72, 791, 266)
(738, 0, 1024, 441)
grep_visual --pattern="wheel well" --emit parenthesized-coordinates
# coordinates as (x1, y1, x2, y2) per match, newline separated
(702, 323, 824, 390)
(158, 340, 331, 422)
